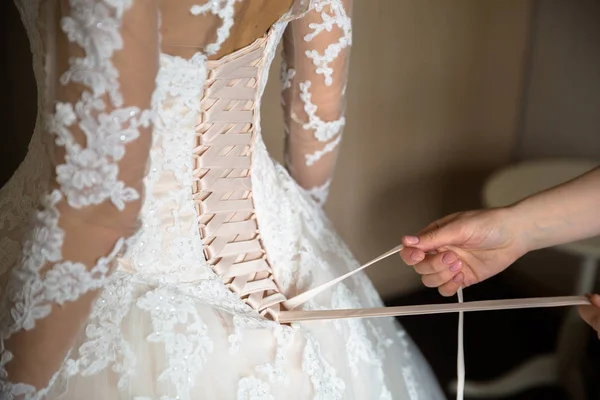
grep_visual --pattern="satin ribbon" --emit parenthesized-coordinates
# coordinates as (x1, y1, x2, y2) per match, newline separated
(276, 245, 591, 400)
(457, 287, 465, 400)
(282, 245, 405, 310)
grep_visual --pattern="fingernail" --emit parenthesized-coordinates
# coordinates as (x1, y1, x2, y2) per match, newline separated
(442, 252, 457, 265)
(449, 261, 462, 272)
(405, 236, 419, 245)
(452, 273, 464, 283)
(410, 251, 424, 262)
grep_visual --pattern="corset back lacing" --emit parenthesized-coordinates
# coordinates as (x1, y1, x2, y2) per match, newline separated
(192, 36, 288, 320)
(189, 33, 590, 400)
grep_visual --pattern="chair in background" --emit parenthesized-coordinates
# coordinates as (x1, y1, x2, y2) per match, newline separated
(450, 158, 600, 400)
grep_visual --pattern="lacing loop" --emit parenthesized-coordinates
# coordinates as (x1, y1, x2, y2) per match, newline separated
(192, 36, 288, 320)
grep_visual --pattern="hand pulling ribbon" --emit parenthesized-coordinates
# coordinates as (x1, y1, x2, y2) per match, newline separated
(275, 245, 590, 400)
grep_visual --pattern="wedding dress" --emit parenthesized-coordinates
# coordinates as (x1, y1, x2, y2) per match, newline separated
(0, 0, 447, 399)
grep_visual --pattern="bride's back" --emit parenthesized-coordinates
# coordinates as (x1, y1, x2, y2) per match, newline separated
(0, 4, 445, 400)
(159, 0, 295, 60)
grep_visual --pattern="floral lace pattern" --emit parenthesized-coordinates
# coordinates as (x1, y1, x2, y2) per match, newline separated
(137, 287, 214, 399)
(190, 0, 240, 55)
(237, 376, 274, 400)
(0, 1, 445, 399)
(303, 0, 352, 86)
(281, 0, 352, 205)
(0, 0, 157, 397)
(298, 81, 345, 146)
(304, 179, 330, 206)
(302, 334, 346, 400)
(123, 52, 212, 285)
(68, 273, 136, 387)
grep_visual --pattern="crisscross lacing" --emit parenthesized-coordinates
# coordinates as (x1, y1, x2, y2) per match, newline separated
(193, 36, 287, 320)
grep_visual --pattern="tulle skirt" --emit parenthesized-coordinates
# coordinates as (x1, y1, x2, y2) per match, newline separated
(41, 145, 446, 399)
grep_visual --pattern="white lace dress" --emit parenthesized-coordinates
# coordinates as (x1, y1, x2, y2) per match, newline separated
(0, 1, 445, 399)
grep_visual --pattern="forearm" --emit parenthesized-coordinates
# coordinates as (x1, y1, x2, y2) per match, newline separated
(510, 166, 600, 252)
(1, 0, 158, 390)
(280, 0, 352, 206)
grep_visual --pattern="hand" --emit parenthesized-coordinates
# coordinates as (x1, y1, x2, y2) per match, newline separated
(579, 294, 600, 339)
(399, 208, 530, 296)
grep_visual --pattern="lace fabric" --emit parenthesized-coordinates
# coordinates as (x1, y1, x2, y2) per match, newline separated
(281, 0, 352, 206)
(0, 0, 159, 396)
(0, 1, 447, 399)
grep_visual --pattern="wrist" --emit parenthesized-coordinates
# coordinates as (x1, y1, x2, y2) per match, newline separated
(502, 203, 539, 255)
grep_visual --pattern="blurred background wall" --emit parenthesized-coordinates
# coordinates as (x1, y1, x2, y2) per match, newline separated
(508, 0, 600, 297)
(263, 0, 533, 298)
(516, 0, 600, 160)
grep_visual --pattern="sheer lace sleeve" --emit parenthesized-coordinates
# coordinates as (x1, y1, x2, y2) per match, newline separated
(0, 0, 159, 395)
(281, 0, 352, 206)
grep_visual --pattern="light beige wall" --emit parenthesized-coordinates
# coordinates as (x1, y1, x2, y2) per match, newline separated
(516, 0, 600, 160)
(262, 0, 533, 298)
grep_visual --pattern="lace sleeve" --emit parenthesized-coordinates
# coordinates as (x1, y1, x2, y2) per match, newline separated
(281, 0, 352, 206)
(0, 0, 158, 395)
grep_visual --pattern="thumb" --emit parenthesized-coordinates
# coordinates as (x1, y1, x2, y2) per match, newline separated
(403, 221, 464, 252)
(588, 293, 600, 308)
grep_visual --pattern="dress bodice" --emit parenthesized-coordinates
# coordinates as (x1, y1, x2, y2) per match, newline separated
(0, 2, 366, 398)
(120, 27, 291, 318)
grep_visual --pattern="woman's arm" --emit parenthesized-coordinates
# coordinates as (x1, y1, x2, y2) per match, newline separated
(0, 0, 158, 393)
(399, 166, 600, 297)
(512, 166, 600, 252)
(281, 0, 352, 206)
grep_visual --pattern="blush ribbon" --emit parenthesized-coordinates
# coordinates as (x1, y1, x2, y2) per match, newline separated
(277, 245, 590, 400)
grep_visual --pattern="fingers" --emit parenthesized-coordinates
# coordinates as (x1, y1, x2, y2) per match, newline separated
(421, 265, 462, 288)
(589, 293, 600, 308)
(399, 248, 465, 296)
(399, 247, 425, 266)
(415, 251, 461, 274)
(402, 215, 463, 253)
(579, 294, 600, 339)
(438, 272, 464, 297)
(400, 249, 462, 272)
(400, 211, 477, 297)
(578, 306, 600, 338)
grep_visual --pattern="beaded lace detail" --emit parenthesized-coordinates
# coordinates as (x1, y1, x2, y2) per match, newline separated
(0, 1, 448, 399)
(0, 0, 158, 397)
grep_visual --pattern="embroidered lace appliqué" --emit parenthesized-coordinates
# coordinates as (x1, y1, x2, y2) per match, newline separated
(281, 0, 352, 206)
(0, 0, 156, 396)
